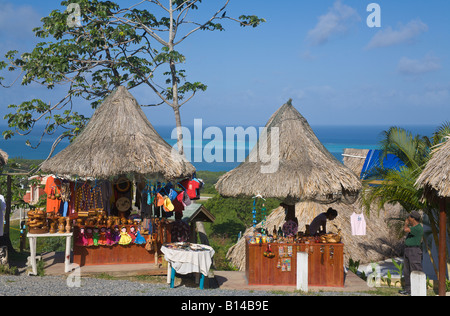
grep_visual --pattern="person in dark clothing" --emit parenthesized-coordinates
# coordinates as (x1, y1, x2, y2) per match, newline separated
(399, 210, 424, 295)
(308, 207, 338, 235)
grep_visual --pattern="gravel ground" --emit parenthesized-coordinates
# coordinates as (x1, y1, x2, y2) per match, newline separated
(0, 274, 371, 296)
(0, 274, 279, 296)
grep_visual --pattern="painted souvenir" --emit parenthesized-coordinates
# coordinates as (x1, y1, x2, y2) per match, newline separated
(129, 226, 137, 243)
(134, 226, 146, 245)
(85, 228, 94, 247)
(75, 227, 88, 247)
(113, 226, 121, 244)
(98, 227, 107, 246)
(118, 226, 132, 246)
(105, 228, 114, 246)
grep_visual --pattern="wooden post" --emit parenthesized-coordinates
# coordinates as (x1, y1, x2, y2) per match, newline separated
(438, 198, 447, 297)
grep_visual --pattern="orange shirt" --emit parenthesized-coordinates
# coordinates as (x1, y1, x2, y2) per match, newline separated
(45, 176, 62, 213)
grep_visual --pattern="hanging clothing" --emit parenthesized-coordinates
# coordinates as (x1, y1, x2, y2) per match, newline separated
(180, 179, 200, 200)
(350, 212, 367, 236)
(100, 180, 112, 215)
(140, 190, 152, 219)
(44, 176, 62, 213)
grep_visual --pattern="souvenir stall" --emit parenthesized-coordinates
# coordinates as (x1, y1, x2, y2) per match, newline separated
(38, 86, 199, 267)
(244, 199, 344, 287)
(68, 177, 201, 266)
(216, 100, 362, 288)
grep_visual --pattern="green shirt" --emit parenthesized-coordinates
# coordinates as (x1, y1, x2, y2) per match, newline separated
(405, 224, 423, 247)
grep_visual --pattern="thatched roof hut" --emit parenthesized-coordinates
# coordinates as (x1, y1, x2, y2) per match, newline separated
(0, 149, 8, 166)
(227, 147, 404, 270)
(40, 86, 195, 180)
(215, 100, 361, 204)
(416, 136, 450, 198)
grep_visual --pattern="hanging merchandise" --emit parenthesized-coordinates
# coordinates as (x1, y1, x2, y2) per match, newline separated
(163, 196, 174, 213)
(115, 177, 131, 193)
(179, 178, 201, 200)
(44, 176, 62, 214)
(261, 203, 267, 235)
(350, 212, 367, 236)
(251, 194, 266, 231)
(252, 199, 257, 228)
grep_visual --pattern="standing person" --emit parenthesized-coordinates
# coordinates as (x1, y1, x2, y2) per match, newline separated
(399, 210, 424, 296)
(309, 207, 338, 235)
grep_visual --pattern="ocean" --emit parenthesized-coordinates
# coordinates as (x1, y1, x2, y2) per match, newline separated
(0, 124, 438, 172)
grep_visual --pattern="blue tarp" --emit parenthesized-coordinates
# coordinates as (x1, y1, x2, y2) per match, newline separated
(360, 149, 405, 180)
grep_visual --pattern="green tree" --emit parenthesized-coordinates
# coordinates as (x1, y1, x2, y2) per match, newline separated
(0, 0, 265, 156)
(361, 123, 450, 277)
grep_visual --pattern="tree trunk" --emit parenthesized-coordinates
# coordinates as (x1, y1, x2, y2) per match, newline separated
(168, 0, 184, 156)
(4, 175, 15, 254)
(172, 105, 184, 156)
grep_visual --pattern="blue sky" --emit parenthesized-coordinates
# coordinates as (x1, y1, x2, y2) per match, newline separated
(0, 0, 449, 129)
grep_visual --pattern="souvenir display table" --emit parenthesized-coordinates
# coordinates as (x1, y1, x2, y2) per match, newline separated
(29, 176, 201, 268)
(161, 242, 215, 290)
(245, 237, 344, 287)
(27, 232, 73, 275)
(73, 221, 173, 266)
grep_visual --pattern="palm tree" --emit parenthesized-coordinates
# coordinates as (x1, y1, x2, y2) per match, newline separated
(361, 122, 450, 277)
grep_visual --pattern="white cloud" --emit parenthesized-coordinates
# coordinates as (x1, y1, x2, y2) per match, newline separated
(307, 0, 360, 46)
(366, 19, 428, 49)
(397, 54, 441, 76)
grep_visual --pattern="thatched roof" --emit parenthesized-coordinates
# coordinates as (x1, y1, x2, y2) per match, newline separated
(40, 86, 195, 180)
(215, 101, 362, 204)
(0, 149, 8, 166)
(226, 200, 404, 270)
(416, 136, 450, 198)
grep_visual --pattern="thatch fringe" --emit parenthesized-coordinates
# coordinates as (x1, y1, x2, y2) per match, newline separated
(416, 135, 450, 198)
(0, 149, 8, 166)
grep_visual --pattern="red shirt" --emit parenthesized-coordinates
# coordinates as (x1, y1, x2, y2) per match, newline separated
(180, 179, 200, 200)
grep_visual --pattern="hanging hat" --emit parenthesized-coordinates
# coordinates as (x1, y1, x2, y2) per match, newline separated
(168, 188, 178, 201)
(156, 193, 164, 207)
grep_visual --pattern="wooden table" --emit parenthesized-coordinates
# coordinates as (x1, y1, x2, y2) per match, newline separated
(246, 241, 344, 287)
(27, 232, 73, 275)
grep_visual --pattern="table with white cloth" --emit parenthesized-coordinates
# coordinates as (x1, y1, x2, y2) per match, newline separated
(160, 243, 215, 290)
